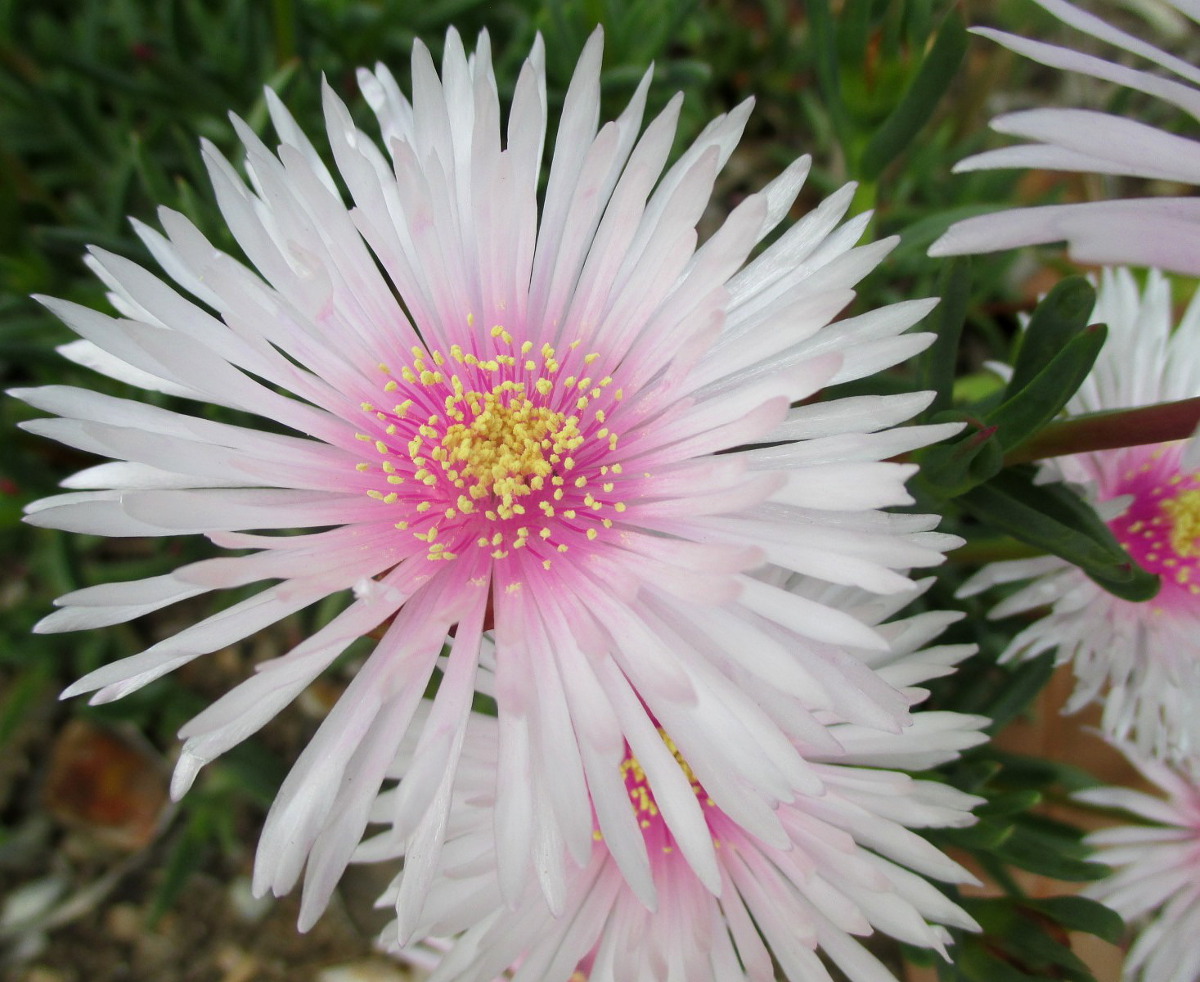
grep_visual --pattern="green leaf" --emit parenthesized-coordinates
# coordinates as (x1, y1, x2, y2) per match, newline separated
(987, 324, 1107, 453)
(1026, 897, 1125, 946)
(974, 789, 1043, 819)
(959, 466, 1161, 602)
(148, 812, 211, 925)
(858, 9, 967, 179)
(992, 824, 1109, 882)
(915, 415, 1003, 497)
(806, 0, 849, 147)
(994, 921, 1093, 981)
(917, 256, 970, 421)
(955, 943, 1041, 982)
(983, 652, 1056, 733)
(1008, 277, 1096, 397)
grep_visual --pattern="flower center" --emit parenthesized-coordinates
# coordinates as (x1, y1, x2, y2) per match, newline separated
(355, 328, 626, 568)
(1107, 443, 1200, 609)
(434, 385, 580, 516)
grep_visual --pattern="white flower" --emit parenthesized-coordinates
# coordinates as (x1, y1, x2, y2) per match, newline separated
(930, 0, 1200, 275)
(960, 267, 1200, 760)
(358, 579, 988, 982)
(1078, 743, 1200, 982)
(14, 28, 961, 925)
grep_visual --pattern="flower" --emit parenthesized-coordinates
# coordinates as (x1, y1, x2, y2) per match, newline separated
(15, 28, 961, 924)
(359, 579, 988, 982)
(1077, 743, 1200, 982)
(929, 0, 1200, 276)
(960, 267, 1200, 759)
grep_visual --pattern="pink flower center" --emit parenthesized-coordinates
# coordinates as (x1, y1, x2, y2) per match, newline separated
(1106, 443, 1200, 610)
(354, 330, 627, 568)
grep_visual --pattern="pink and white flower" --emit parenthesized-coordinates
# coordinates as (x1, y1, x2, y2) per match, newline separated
(1078, 744, 1200, 982)
(359, 579, 987, 982)
(960, 268, 1200, 760)
(14, 29, 960, 923)
(929, 0, 1200, 275)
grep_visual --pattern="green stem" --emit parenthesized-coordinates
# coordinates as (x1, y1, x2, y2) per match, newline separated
(271, 0, 297, 67)
(1004, 396, 1200, 466)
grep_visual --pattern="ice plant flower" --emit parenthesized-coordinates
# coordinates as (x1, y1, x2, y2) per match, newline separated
(359, 579, 987, 982)
(14, 29, 961, 923)
(929, 0, 1200, 275)
(1077, 744, 1200, 982)
(960, 268, 1200, 760)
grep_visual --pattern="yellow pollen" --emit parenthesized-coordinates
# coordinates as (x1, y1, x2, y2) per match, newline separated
(1162, 488, 1200, 557)
(362, 342, 625, 556)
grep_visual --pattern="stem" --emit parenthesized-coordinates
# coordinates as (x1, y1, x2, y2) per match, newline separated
(271, 0, 297, 67)
(1004, 397, 1200, 466)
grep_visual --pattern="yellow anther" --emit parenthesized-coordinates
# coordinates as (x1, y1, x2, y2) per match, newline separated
(1162, 488, 1200, 557)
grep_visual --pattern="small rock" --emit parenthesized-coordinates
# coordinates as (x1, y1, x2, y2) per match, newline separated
(228, 876, 273, 923)
(103, 902, 143, 942)
(43, 719, 169, 851)
(215, 943, 260, 982)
